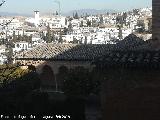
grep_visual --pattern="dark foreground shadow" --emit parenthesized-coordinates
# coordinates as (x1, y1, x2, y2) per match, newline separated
(0, 69, 86, 120)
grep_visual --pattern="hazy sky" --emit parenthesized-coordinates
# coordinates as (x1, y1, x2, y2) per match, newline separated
(1, 0, 152, 14)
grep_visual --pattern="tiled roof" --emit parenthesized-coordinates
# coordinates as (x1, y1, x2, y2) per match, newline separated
(14, 34, 155, 61)
(15, 44, 116, 61)
(116, 34, 154, 51)
(94, 50, 160, 69)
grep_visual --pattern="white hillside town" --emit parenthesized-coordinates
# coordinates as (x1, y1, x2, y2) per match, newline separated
(0, 7, 152, 64)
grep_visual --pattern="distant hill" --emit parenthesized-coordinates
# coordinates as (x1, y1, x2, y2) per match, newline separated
(63, 9, 118, 16)
(0, 9, 117, 17)
(0, 12, 32, 17)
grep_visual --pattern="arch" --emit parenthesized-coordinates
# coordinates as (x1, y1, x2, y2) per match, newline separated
(57, 66, 69, 91)
(40, 65, 57, 91)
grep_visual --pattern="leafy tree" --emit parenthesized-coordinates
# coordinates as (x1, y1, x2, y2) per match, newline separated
(51, 31, 56, 42)
(99, 14, 104, 24)
(84, 36, 87, 44)
(12, 31, 16, 42)
(56, 11, 58, 15)
(46, 25, 52, 43)
(106, 12, 109, 15)
(92, 20, 97, 27)
(87, 20, 91, 27)
(17, 34, 23, 41)
(116, 16, 123, 27)
(73, 37, 78, 44)
(22, 35, 32, 43)
(117, 25, 123, 40)
(136, 20, 145, 33)
(68, 17, 73, 21)
(0, 65, 29, 85)
(60, 66, 101, 98)
(148, 18, 152, 33)
(62, 67, 90, 97)
(0, 64, 40, 93)
(122, 12, 127, 25)
(24, 22, 35, 27)
(65, 18, 67, 25)
(58, 29, 63, 43)
(133, 9, 140, 15)
(68, 22, 73, 34)
(41, 31, 46, 41)
(85, 13, 89, 19)
(4, 40, 14, 64)
(63, 27, 68, 35)
(74, 12, 79, 19)
(80, 21, 83, 27)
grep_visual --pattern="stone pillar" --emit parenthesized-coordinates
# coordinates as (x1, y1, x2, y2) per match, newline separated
(152, 0, 160, 40)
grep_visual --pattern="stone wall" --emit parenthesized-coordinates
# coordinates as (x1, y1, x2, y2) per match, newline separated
(153, 0, 160, 40)
(101, 68, 160, 120)
(15, 59, 93, 91)
(16, 59, 92, 74)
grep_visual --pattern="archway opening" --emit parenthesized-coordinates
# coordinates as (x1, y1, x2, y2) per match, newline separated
(40, 65, 56, 91)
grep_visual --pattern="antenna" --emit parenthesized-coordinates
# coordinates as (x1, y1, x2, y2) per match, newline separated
(54, 0, 61, 16)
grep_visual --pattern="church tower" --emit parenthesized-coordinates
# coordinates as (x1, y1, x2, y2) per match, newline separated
(34, 11, 40, 27)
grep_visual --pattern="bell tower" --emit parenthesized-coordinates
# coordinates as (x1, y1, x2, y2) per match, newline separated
(34, 11, 40, 27)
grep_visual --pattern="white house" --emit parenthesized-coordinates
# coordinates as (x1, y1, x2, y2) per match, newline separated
(32, 34, 46, 47)
(13, 41, 32, 54)
(40, 16, 67, 29)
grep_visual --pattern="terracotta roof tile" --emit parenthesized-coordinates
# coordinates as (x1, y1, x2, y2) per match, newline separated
(95, 51, 160, 69)
(14, 34, 155, 61)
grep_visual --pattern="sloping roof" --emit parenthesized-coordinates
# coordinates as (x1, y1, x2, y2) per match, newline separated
(94, 50, 160, 69)
(14, 34, 155, 61)
(15, 44, 116, 61)
(116, 34, 146, 50)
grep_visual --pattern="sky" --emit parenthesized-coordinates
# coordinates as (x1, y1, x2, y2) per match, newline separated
(0, 0, 152, 15)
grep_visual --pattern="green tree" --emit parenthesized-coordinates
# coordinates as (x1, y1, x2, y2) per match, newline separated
(5, 41, 14, 64)
(46, 25, 52, 43)
(99, 14, 104, 24)
(117, 25, 123, 40)
(133, 9, 140, 15)
(63, 27, 68, 35)
(73, 37, 78, 44)
(87, 20, 91, 27)
(84, 36, 87, 44)
(51, 31, 56, 42)
(41, 31, 46, 41)
(58, 29, 63, 43)
(80, 21, 83, 27)
(68, 22, 73, 34)
(61, 66, 101, 98)
(92, 20, 97, 27)
(12, 31, 16, 42)
(148, 18, 152, 33)
(74, 12, 79, 19)
(136, 20, 145, 33)
(17, 35, 23, 41)
(56, 11, 58, 15)
(122, 12, 127, 25)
